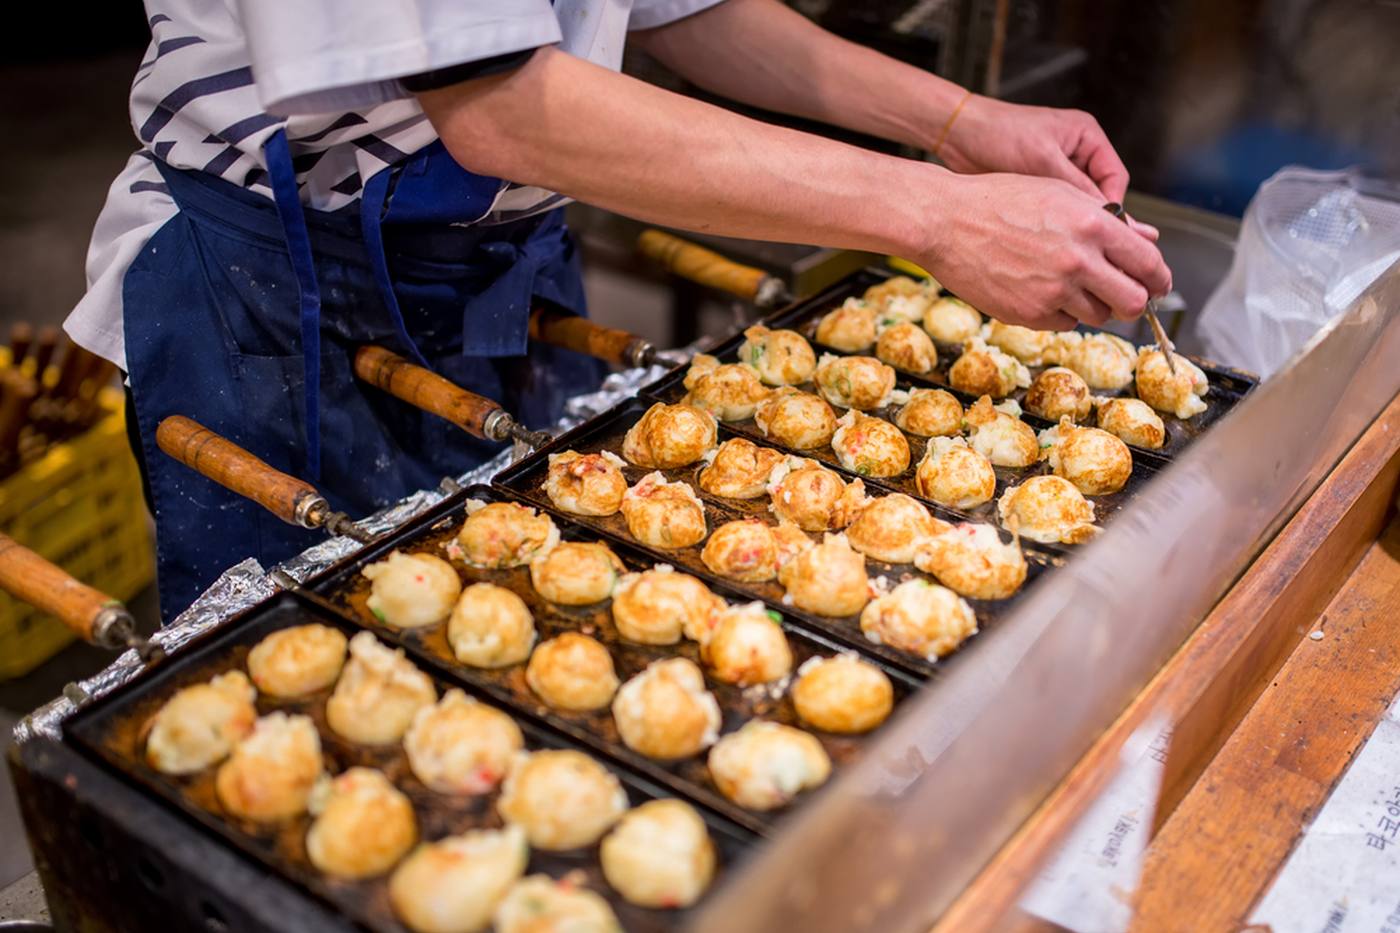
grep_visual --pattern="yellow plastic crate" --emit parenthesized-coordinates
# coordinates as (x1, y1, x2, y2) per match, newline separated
(0, 385, 154, 679)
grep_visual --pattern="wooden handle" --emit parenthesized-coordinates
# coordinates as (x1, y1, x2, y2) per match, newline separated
(529, 306, 641, 367)
(156, 416, 324, 527)
(9, 323, 33, 367)
(31, 327, 59, 387)
(353, 345, 501, 439)
(0, 532, 117, 644)
(637, 229, 769, 302)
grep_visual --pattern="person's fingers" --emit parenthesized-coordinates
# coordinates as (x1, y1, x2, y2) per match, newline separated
(1071, 118, 1130, 202)
(1060, 290, 1113, 328)
(1032, 308, 1080, 332)
(1079, 256, 1150, 320)
(1042, 150, 1103, 199)
(1126, 215, 1160, 241)
(1097, 216, 1172, 297)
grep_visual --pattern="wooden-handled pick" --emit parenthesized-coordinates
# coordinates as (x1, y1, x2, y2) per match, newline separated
(528, 305, 664, 369)
(156, 416, 371, 542)
(637, 229, 790, 309)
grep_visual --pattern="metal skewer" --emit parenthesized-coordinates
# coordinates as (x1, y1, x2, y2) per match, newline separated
(1103, 202, 1178, 375)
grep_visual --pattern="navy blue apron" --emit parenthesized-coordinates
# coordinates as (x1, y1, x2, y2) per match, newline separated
(122, 132, 603, 620)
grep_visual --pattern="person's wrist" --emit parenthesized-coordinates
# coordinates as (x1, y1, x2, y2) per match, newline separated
(875, 160, 964, 272)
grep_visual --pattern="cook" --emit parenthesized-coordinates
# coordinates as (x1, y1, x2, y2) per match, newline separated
(65, 0, 1169, 619)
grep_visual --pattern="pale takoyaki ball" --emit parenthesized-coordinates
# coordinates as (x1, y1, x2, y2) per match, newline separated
(700, 518, 812, 584)
(215, 712, 325, 823)
(529, 541, 625, 606)
(307, 767, 417, 880)
(707, 721, 831, 811)
(701, 602, 793, 686)
(1096, 397, 1166, 449)
(457, 501, 560, 569)
(753, 387, 837, 450)
(845, 493, 948, 565)
(1040, 418, 1133, 495)
(1056, 331, 1136, 391)
(982, 319, 1055, 365)
(544, 450, 628, 517)
(923, 296, 983, 344)
(327, 632, 436, 745)
(698, 437, 785, 499)
(525, 633, 620, 712)
(738, 325, 818, 386)
(948, 337, 1032, 399)
(914, 522, 1028, 600)
(860, 579, 978, 661)
(620, 472, 707, 549)
(494, 875, 620, 933)
(681, 353, 771, 422)
(964, 396, 1039, 468)
(864, 274, 931, 312)
(146, 670, 257, 775)
(915, 437, 996, 509)
(831, 410, 911, 478)
(997, 475, 1099, 545)
(622, 401, 719, 469)
(778, 533, 870, 617)
(813, 354, 897, 411)
(815, 298, 878, 352)
(1025, 367, 1093, 423)
(388, 825, 528, 933)
(767, 457, 869, 532)
(791, 654, 894, 734)
(611, 566, 726, 645)
(875, 321, 937, 374)
(612, 658, 722, 760)
(893, 387, 963, 438)
(404, 689, 524, 795)
(600, 799, 716, 909)
(448, 583, 536, 668)
(247, 624, 347, 699)
(497, 750, 629, 850)
(1135, 347, 1209, 419)
(362, 550, 462, 629)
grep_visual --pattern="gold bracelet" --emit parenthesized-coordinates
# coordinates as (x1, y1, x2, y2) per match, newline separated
(932, 90, 973, 160)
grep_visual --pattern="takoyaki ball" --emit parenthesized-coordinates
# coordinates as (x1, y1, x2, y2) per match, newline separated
(753, 387, 837, 450)
(698, 437, 785, 499)
(813, 354, 897, 411)
(791, 654, 894, 734)
(831, 410, 911, 478)
(701, 518, 812, 584)
(544, 450, 627, 517)
(845, 493, 948, 565)
(448, 583, 536, 668)
(893, 387, 964, 438)
(362, 550, 462, 629)
(495, 875, 620, 933)
(1096, 397, 1166, 449)
(766, 457, 869, 532)
(1040, 417, 1133, 495)
(914, 522, 1028, 600)
(404, 689, 524, 795)
(457, 501, 560, 569)
(146, 670, 257, 775)
(707, 721, 831, 811)
(864, 274, 930, 311)
(701, 602, 793, 686)
(529, 541, 625, 606)
(923, 296, 983, 344)
(964, 395, 1039, 468)
(982, 319, 1055, 365)
(1135, 347, 1209, 419)
(622, 402, 718, 469)
(948, 337, 1031, 399)
(875, 321, 937, 375)
(326, 632, 436, 745)
(525, 633, 619, 712)
(778, 533, 870, 617)
(1025, 366, 1094, 423)
(860, 579, 977, 661)
(612, 658, 722, 760)
(601, 799, 716, 909)
(815, 298, 878, 352)
(682, 353, 771, 422)
(914, 437, 996, 509)
(497, 750, 628, 851)
(215, 712, 325, 823)
(611, 566, 726, 645)
(738, 325, 817, 386)
(1057, 331, 1136, 391)
(997, 475, 1099, 545)
(388, 825, 528, 933)
(307, 767, 417, 880)
(247, 624, 347, 699)
(620, 472, 707, 549)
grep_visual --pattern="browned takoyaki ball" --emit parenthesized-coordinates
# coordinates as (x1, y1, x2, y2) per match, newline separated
(791, 654, 894, 734)
(544, 450, 628, 516)
(1096, 397, 1166, 449)
(875, 321, 937, 374)
(738, 325, 817, 386)
(698, 438, 786, 499)
(1053, 332, 1136, 391)
(766, 458, 868, 532)
(948, 337, 1031, 399)
(1135, 348, 1209, 419)
(525, 633, 620, 712)
(620, 473, 707, 549)
(914, 522, 1028, 600)
(1040, 417, 1133, 495)
(700, 518, 811, 584)
(753, 388, 838, 450)
(860, 579, 977, 661)
(612, 658, 722, 760)
(982, 319, 1055, 365)
(922, 296, 983, 344)
(813, 354, 897, 411)
(1025, 367, 1094, 423)
(529, 541, 626, 606)
(845, 493, 948, 564)
(682, 353, 771, 422)
(815, 298, 878, 352)
(611, 566, 727, 645)
(830, 410, 911, 478)
(778, 533, 870, 617)
(997, 475, 1099, 545)
(622, 402, 718, 469)
(914, 437, 996, 509)
(699, 602, 794, 686)
(963, 396, 1038, 468)
(893, 387, 964, 438)
(457, 501, 559, 569)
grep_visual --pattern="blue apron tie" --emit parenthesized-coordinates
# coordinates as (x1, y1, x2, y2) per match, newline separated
(359, 168, 432, 368)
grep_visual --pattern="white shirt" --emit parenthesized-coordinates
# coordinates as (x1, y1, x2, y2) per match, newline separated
(66, 0, 726, 371)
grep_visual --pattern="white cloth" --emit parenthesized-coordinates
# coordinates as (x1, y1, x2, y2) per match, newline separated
(66, 0, 726, 371)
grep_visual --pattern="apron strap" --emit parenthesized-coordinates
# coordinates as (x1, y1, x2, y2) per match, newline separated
(359, 169, 432, 368)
